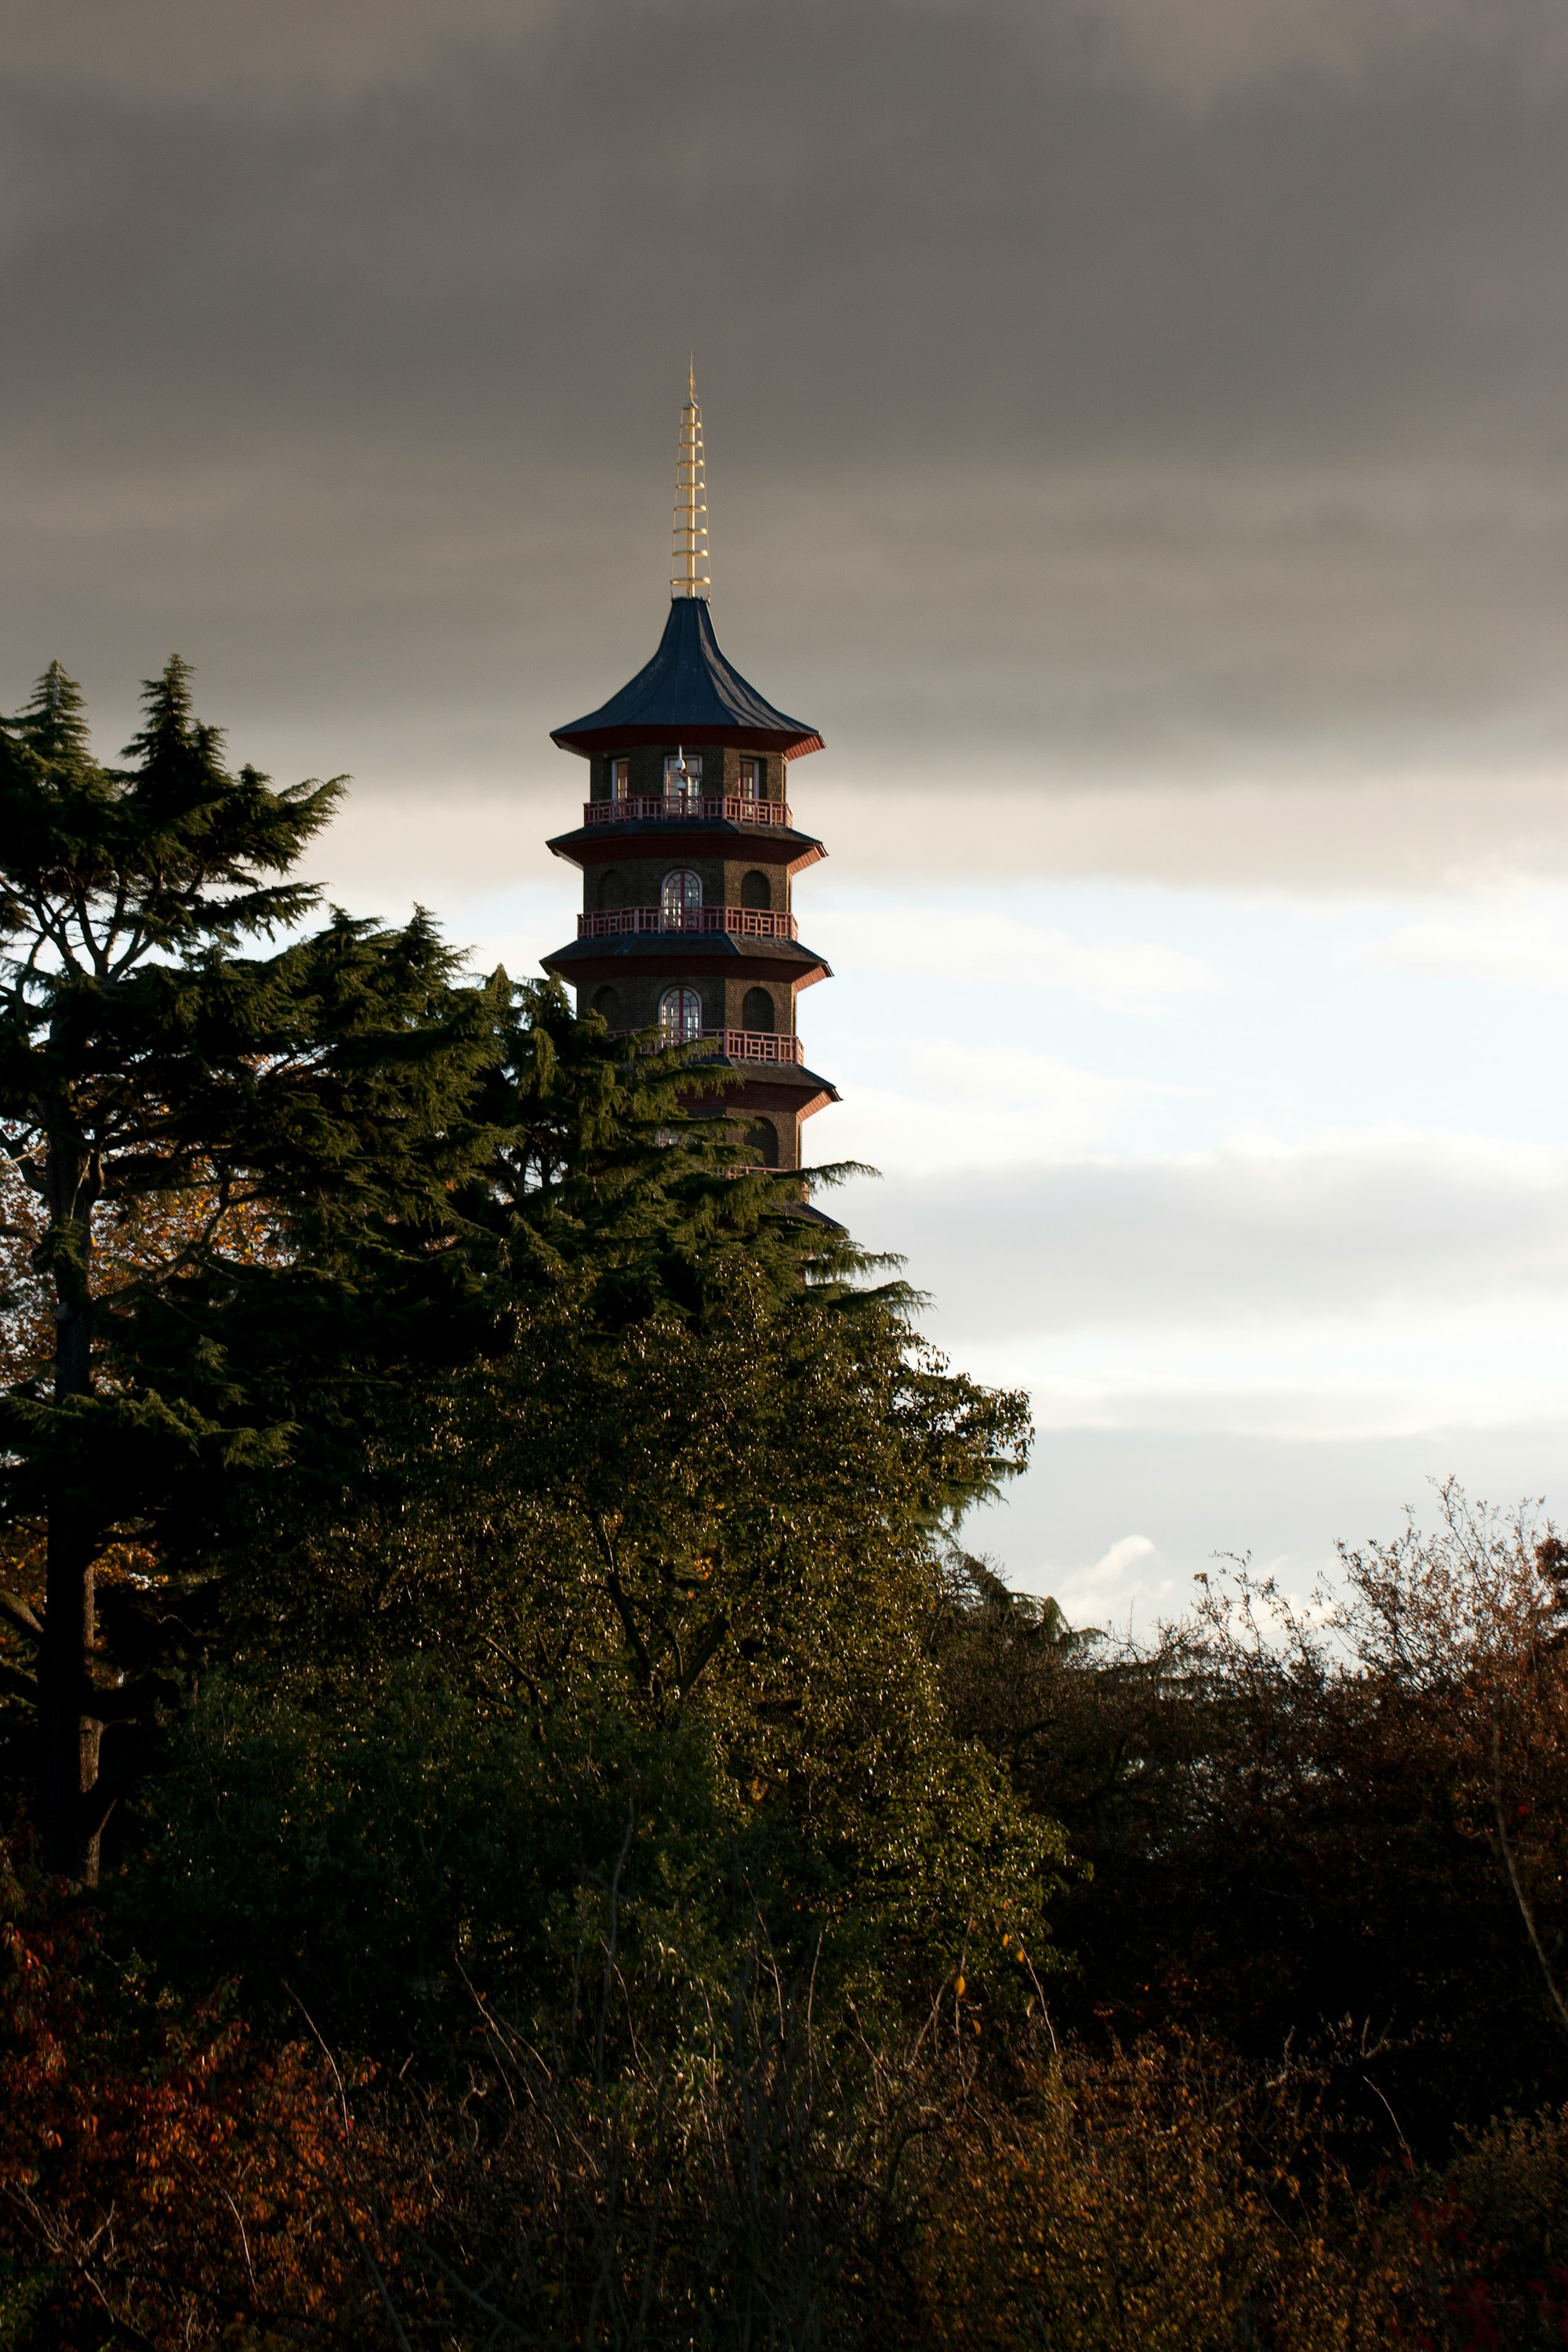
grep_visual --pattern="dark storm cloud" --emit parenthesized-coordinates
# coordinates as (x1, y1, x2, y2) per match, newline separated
(2, 0, 1566, 858)
(3, 0, 1564, 459)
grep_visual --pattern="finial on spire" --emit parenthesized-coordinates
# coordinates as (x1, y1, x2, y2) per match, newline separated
(671, 368, 710, 601)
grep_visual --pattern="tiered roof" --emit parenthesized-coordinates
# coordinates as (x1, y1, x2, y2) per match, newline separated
(550, 596, 824, 761)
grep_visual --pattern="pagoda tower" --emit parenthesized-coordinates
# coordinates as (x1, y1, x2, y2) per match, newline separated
(543, 377, 837, 1172)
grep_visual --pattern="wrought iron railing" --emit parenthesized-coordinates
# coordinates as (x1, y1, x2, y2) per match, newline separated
(578, 905, 797, 941)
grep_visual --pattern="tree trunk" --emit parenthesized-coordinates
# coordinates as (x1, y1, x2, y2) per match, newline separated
(40, 1181, 105, 1884)
(41, 1500, 100, 1882)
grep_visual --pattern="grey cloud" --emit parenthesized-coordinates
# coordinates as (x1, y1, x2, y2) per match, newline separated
(1, 0, 1563, 459)
(1065, 0, 1548, 101)
(842, 1138, 1568, 1338)
(748, 460, 1568, 781)
(321, 773, 1568, 907)
(0, 0, 566, 95)
(2, 0, 1566, 848)
(9, 441, 1568, 899)
(863, 775, 1568, 892)
(6, 0, 1557, 102)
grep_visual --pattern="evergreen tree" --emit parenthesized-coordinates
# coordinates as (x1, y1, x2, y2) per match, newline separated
(0, 659, 496, 1879)
(157, 980, 1047, 2025)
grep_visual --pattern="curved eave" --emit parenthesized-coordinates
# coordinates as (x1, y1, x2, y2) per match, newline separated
(784, 1199, 847, 1229)
(681, 1068, 841, 1120)
(550, 597, 823, 761)
(689, 1064, 840, 1117)
(552, 720, 824, 761)
(542, 935, 832, 989)
(546, 821, 827, 875)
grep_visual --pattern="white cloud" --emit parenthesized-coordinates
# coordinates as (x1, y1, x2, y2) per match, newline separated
(822, 771, 1568, 895)
(843, 1130, 1568, 1337)
(822, 903, 1220, 1010)
(820, 1044, 1200, 1174)
(1027, 1532, 1185, 1632)
(967, 1415, 1568, 1636)
(313, 797, 568, 916)
(1087, 1532, 1158, 1581)
(913, 1040, 1165, 1112)
(1379, 905, 1568, 989)
(1021, 1363, 1568, 1443)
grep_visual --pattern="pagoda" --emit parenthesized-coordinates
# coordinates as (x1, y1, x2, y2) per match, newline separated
(543, 377, 837, 1172)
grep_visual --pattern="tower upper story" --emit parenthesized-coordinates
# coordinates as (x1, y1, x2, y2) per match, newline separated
(541, 378, 837, 1172)
(550, 371, 822, 768)
(550, 593, 822, 766)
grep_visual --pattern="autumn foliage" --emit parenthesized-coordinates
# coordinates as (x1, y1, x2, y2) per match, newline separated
(0, 1861, 408, 2347)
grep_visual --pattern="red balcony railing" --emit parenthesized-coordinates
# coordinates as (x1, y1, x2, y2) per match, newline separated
(619, 1026, 806, 1065)
(577, 904, 797, 942)
(583, 793, 793, 829)
(699, 1029, 804, 1064)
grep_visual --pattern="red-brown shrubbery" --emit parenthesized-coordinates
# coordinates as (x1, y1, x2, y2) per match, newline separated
(938, 1490, 1568, 2147)
(0, 1857, 408, 2348)
(1, 1858, 1567, 2347)
(902, 2035, 1568, 2351)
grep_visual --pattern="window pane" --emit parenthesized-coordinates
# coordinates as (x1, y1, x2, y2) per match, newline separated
(659, 985, 702, 1043)
(661, 869, 702, 923)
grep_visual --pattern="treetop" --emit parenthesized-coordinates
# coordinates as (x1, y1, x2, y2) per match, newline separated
(0, 656, 343, 977)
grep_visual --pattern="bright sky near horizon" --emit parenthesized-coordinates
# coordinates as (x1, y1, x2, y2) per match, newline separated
(318, 808, 1568, 1632)
(5, 0, 1568, 1624)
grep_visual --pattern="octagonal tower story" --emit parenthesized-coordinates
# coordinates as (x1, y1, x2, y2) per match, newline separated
(542, 376, 837, 1174)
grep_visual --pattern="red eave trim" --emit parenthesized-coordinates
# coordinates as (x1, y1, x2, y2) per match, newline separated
(677, 1075, 840, 1119)
(541, 946, 831, 988)
(548, 830, 827, 877)
(550, 724, 825, 762)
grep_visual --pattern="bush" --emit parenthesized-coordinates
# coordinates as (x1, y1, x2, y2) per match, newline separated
(935, 1494, 1568, 2147)
(0, 1854, 391, 2349)
(112, 1658, 1060, 2054)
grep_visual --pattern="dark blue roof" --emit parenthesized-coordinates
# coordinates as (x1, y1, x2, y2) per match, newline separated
(551, 597, 823, 760)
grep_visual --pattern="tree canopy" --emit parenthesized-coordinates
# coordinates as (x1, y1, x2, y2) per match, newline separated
(1, 659, 1559, 2349)
(0, 659, 498, 1873)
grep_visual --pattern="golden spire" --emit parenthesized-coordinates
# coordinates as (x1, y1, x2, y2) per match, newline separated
(670, 365, 710, 600)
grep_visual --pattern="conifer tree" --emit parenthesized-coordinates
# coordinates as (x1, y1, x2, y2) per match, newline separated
(0, 658, 495, 1880)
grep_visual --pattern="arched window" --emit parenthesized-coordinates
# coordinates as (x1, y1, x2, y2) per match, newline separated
(740, 869, 771, 911)
(659, 985, 702, 1044)
(610, 758, 630, 803)
(742, 987, 775, 1033)
(600, 870, 625, 911)
(738, 757, 761, 802)
(746, 1119, 780, 1168)
(591, 985, 620, 1024)
(661, 869, 702, 927)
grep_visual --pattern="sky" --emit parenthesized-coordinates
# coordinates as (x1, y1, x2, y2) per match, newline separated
(4, 0, 1568, 1626)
